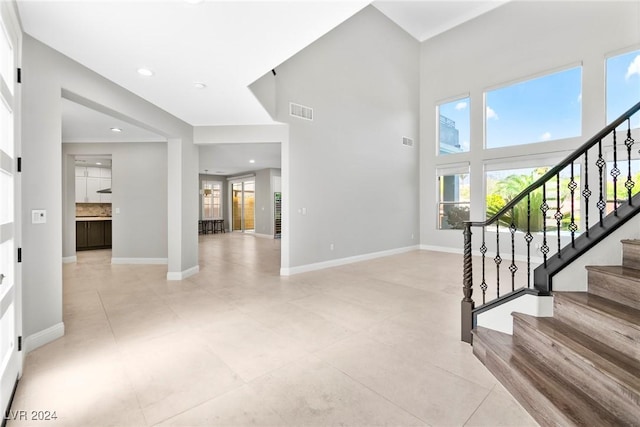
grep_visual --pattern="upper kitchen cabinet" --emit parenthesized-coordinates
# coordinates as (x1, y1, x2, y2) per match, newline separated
(76, 166, 112, 203)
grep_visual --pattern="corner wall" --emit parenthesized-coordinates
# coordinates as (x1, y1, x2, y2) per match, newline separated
(268, 6, 420, 271)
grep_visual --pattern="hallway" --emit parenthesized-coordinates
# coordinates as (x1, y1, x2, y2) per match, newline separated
(8, 233, 536, 426)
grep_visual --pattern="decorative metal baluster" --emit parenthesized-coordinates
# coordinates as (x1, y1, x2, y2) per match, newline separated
(582, 151, 591, 237)
(540, 183, 550, 267)
(509, 207, 517, 292)
(612, 130, 620, 215)
(480, 228, 487, 305)
(568, 162, 578, 248)
(495, 222, 501, 298)
(597, 140, 606, 225)
(524, 193, 533, 288)
(554, 173, 562, 257)
(626, 118, 635, 204)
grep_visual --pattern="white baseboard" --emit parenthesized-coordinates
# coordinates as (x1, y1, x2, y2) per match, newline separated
(25, 322, 65, 353)
(111, 257, 168, 265)
(62, 256, 77, 264)
(253, 233, 274, 239)
(167, 264, 200, 281)
(281, 245, 420, 276)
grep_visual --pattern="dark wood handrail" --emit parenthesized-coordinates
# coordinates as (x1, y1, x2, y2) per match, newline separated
(464, 100, 640, 228)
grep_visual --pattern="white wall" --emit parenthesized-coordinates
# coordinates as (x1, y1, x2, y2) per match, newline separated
(21, 35, 197, 345)
(421, 1, 640, 254)
(267, 6, 420, 271)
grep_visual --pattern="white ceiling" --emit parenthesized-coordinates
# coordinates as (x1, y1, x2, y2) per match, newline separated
(23, 0, 505, 177)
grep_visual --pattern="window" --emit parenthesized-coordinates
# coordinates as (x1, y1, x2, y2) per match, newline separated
(485, 67, 582, 148)
(438, 97, 470, 155)
(486, 165, 581, 233)
(606, 49, 640, 127)
(202, 181, 222, 219)
(437, 170, 470, 229)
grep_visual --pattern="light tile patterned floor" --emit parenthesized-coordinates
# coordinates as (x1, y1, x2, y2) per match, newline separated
(8, 233, 538, 426)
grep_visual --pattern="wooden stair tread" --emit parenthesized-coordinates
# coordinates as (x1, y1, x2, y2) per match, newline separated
(555, 291, 640, 328)
(473, 327, 620, 427)
(512, 313, 640, 396)
(586, 265, 640, 280)
(621, 239, 640, 246)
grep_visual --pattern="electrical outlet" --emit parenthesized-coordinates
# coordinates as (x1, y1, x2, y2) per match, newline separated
(330, 243, 334, 251)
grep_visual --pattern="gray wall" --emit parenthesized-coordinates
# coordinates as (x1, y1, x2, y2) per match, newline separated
(420, 1, 640, 252)
(268, 6, 420, 268)
(63, 142, 168, 260)
(254, 168, 281, 237)
(22, 34, 197, 340)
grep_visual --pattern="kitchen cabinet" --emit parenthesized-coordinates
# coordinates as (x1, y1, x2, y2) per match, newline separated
(76, 166, 111, 203)
(76, 219, 112, 250)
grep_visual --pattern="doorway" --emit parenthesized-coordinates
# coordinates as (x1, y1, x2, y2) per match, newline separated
(231, 179, 255, 232)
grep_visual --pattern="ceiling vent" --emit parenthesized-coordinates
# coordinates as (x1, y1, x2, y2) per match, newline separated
(290, 102, 313, 121)
(402, 137, 414, 147)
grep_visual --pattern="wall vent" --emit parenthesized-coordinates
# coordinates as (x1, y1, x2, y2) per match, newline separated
(402, 137, 414, 147)
(290, 102, 313, 121)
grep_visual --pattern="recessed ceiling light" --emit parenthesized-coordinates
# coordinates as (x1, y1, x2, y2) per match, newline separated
(110, 127, 122, 132)
(215, 171, 224, 174)
(137, 68, 154, 77)
(96, 162, 102, 165)
(194, 82, 207, 89)
(249, 159, 255, 164)
(184, 0, 204, 4)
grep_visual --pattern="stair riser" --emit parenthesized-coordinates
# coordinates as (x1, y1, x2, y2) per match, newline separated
(622, 241, 640, 270)
(481, 343, 573, 427)
(588, 270, 640, 311)
(513, 318, 640, 424)
(554, 295, 640, 360)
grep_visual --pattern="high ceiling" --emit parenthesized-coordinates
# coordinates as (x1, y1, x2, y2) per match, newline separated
(18, 0, 507, 128)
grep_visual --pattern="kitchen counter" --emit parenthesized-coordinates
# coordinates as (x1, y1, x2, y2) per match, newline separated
(76, 216, 112, 221)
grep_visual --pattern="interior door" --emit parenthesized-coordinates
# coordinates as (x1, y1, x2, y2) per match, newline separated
(0, 3, 21, 417)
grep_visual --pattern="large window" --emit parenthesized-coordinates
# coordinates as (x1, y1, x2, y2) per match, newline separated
(202, 181, 222, 219)
(438, 97, 470, 155)
(486, 67, 582, 148)
(606, 49, 640, 127)
(437, 169, 470, 229)
(486, 165, 581, 233)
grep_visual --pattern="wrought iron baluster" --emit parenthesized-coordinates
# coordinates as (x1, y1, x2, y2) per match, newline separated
(582, 151, 591, 237)
(524, 193, 533, 288)
(626, 118, 635, 204)
(597, 140, 606, 225)
(540, 183, 549, 267)
(480, 228, 487, 305)
(509, 207, 517, 292)
(495, 222, 501, 299)
(612, 130, 620, 215)
(555, 173, 562, 257)
(569, 162, 578, 247)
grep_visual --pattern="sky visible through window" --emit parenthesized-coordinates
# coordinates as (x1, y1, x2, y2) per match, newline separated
(607, 49, 640, 127)
(486, 67, 582, 148)
(439, 97, 470, 154)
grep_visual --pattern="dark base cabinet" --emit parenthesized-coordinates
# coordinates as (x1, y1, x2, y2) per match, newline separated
(76, 220, 112, 251)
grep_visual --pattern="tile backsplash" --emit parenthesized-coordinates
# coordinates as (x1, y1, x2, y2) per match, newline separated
(76, 203, 112, 217)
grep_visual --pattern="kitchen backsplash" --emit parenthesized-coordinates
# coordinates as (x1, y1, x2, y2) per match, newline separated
(76, 203, 112, 217)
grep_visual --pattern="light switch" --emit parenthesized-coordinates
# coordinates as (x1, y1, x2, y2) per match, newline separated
(32, 209, 46, 224)
(115, 207, 121, 214)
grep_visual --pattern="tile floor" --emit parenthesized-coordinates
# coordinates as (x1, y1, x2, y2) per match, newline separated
(8, 233, 538, 426)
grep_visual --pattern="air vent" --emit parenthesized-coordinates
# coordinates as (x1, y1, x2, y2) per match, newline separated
(402, 137, 414, 147)
(290, 102, 313, 121)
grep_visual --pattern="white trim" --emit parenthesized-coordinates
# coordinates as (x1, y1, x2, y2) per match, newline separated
(477, 294, 554, 335)
(25, 322, 65, 353)
(167, 265, 199, 281)
(62, 256, 77, 264)
(281, 245, 420, 276)
(111, 257, 168, 265)
(253, 233, 274, 239)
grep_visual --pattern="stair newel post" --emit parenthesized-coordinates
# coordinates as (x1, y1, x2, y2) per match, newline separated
(625, 118, 635, 205)
(461, 222, 474, 344)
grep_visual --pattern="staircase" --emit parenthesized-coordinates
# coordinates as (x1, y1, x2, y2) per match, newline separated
(472, 239, 640, 426)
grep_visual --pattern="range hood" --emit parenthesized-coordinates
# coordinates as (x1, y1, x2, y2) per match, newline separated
(96, 188, 112, 194)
